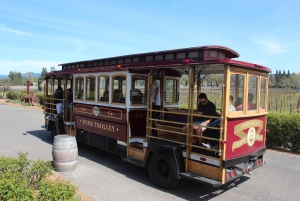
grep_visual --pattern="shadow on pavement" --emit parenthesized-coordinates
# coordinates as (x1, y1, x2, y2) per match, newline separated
(27, 129, 250, 200)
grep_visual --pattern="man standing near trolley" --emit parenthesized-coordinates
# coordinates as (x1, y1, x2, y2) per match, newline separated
(151, 79, 161, 136)
(152, 79, 161, 119)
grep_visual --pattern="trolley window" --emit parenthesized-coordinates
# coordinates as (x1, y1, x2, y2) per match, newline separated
(112, 75, 126, 104)
(98, 75, 110, 103)
(260, 77, 267, 110)
(248, 75, 258, 111)
(75, 77, 84, 100)
(230, 73, 245, 112)
(165, 78, 179, 105)
(86, 76, 96, 101)
(131, 75, 147, 105)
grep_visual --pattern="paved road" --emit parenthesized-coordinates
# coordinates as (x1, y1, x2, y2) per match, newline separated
(0, 103, 300, 201)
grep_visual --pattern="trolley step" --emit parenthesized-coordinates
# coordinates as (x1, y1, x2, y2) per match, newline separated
(122, 157, 144, 167)
(180, 172, 222, 187)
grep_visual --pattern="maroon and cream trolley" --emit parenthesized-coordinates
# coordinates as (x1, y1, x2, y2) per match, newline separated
(43, 45, 270, 189)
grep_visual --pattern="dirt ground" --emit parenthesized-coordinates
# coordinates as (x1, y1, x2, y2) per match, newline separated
(0, 98, 43, 110)
(0, 98, 95, 201)
(47, 173, 95, 201)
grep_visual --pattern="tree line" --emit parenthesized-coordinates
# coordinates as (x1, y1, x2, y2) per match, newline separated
(1, 67, 299, 90)
(180, 70, 300, 89)
(269, 70, 300, 89)
(0, 67, 55, 86)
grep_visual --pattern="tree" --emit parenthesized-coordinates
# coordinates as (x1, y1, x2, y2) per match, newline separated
(205, 75, 214, 87)
(275, 70, 280, 85)
(283, 70, 287, 78)
(0, 85, 11, 97)
(40, 67, 48, 79)
(8, 71, 23, 85)
(27, 72, 32, 83)
(8, 71, 14, 80)
(281, 76, 290, 88)
(214, 74, 224, 87)
(290, 73, 300, 89)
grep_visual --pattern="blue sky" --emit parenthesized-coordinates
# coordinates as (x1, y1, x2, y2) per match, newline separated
(1, 0, 300, 75)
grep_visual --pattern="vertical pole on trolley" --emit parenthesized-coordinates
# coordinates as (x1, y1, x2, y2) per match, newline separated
(146, 70, 153, 142)
(185, 66, 195, 171)
(70, 104, 73, 135)
(45, 78, 49, 115)
(51, 76, 55, 115)
(220, 64, 230, 184)
(196, 72, 201, 96)
(266, 75, 269, 111)
(63, 75, 67, 122)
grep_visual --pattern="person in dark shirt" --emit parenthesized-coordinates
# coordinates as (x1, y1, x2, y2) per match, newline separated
(54, 86, 63, 114)
(182, 93, 218, 144)
(54, 86, 63, 104)
(197, 93, 217, 123)
(67, 88, 73, 108)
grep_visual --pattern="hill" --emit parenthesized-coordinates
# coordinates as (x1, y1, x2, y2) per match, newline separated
(22, 72, 40, 78)
(0, 72, 40, 79)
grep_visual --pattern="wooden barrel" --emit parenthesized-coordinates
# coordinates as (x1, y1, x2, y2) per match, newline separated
(53, 134, 78, 172)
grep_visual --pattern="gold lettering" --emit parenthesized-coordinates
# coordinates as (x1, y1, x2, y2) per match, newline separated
(81, 119, 117, 132)
(232, 120, 264, 151)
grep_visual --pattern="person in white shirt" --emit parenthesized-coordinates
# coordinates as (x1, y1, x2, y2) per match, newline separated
(152, 80, 161, 119)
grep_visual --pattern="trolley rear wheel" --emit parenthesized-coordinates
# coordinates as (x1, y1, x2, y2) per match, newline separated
(148, 153, 180, 189)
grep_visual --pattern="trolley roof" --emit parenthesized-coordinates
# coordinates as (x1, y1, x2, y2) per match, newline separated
(49, 45, 271, 76)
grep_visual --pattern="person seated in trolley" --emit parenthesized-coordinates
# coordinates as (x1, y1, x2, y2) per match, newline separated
(54, 86, 63, 114)
(131, 89, 143, 103)
(193, 95, 235, 150)
(113, 89, 124, 103)
(101, 90, 109, 102)
(236, 93, 256, 111)
(235, 97, 243, 110)
(247, 93, 257, 110)
(182, 93, 217, 144)
(229, 95, 236, 112)
(196, 118, 221, 150)
(66, 88, 73, 108)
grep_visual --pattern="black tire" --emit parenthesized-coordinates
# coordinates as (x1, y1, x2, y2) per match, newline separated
(51, 124, 57, 141)
(148, 153, 181, 189)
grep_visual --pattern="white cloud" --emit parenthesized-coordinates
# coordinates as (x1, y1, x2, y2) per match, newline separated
(73, 37, 87, 53)
(253, 38, 286, 55)
(0, 60, 61, 75)
(0, 24, 33, 36)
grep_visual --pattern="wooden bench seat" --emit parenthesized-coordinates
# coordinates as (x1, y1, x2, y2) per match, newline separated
(164, 108, 199, 123)
(156, 123, 187, 142)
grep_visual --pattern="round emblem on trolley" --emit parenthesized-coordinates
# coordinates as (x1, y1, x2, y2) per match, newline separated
(247, 127, 256, 147)
(93, 106, 99, 117)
